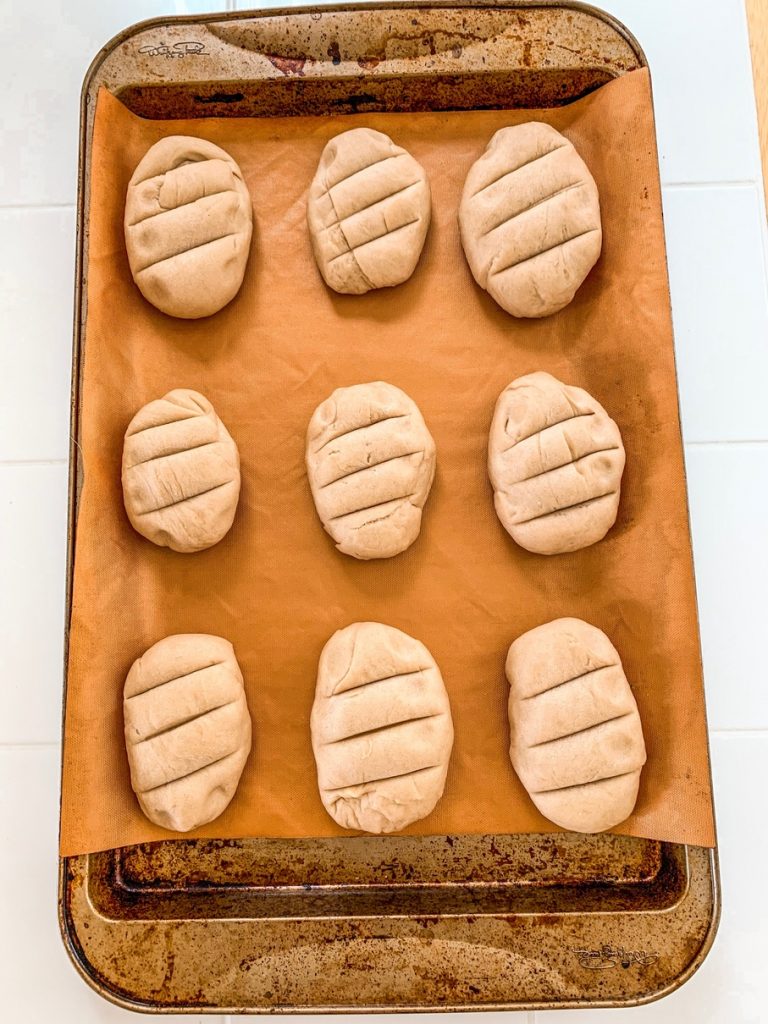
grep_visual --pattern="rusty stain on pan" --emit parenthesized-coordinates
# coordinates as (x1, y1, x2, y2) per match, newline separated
(60, 2, 719, 1012)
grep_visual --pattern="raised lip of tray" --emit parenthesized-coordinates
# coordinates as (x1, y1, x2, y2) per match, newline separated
(59, 1, 720, 1013)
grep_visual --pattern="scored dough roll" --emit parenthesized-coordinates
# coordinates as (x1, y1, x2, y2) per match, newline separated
(506, 617, 646, 833)
(122, 388, 241, 553)
(459, 122, 601, 317)
(124, 135, 253, 318)
(306, 381, 436, 560)
(488, 371, 625, 554)
(307, 127, 431, 294)
(124, 634, 252, 832)
(311, 622, 454, 834)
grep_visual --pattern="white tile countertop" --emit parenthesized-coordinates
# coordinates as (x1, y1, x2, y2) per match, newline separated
(1, 0, 767, 1019)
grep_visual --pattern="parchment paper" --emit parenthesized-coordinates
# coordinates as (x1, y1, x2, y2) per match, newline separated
(60, 69, 716, 856)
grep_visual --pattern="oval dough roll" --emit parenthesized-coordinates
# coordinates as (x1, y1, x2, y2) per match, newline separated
(488, 371, 624, 555)
(311, 622, 454, 834)
(306, 381, 436, 559)
(122, 389, 240, 553)
(124, 634, 252, 832)
(307, 127, 431, 294)
(506, 617, 646, 833)
(459, 122, 601, 317)
(124, 136, 253, 318)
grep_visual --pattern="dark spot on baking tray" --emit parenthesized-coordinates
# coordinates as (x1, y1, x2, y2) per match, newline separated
(327, 40, 341, 65)
(332, 93, 378, 112)
(193, 92, 244, 104)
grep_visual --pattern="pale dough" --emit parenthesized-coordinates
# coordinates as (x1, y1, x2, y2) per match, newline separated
(122, 388, 240, 553)
(311, 621, 454, 834)
(124, 135, 253, 318)
(306, 381, 436, 560)
(459, 122, 601, 317)
(488, 371, 625, 554)
(124, 633, 252, 832)
(307, 127, 431, 294)
(506, 617, 646, 833)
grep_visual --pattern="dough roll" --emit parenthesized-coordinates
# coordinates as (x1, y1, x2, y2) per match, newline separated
(124, 633, 252, 832)
(124, 136, 253, 318)
(306, 381, 436, 559)
(506, 617, 646, 833)
(459, 122, 601, 317)
(488, 371, 624, 554)
(122, 388, 240, 553)
(311, 621, 454, 833)
(307, 127, 431, 294)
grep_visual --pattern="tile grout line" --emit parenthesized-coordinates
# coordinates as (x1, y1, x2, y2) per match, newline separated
(0, 459, 68, 466)
(662, 179, 758, 190)
(685, 439, 768, 447)
(0, 203, 76, 211)
(0, 742, 60, 749)
(711, 729, 768, 736)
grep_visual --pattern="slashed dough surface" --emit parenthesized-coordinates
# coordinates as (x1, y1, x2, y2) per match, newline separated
(306, 381, 436, 560)
(124, 634, 252, 832)
(122, 388, 240, 553)
(311, 622, 454, 834)
(488, 371, 624, 555)
(459, 122, 601, 317)
(307, 127, 431, 294)
(124, 136, 253, 318)
(506, 618, 646, 834)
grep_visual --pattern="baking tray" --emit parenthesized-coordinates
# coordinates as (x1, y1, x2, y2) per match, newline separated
(59, 1, 720, 1012)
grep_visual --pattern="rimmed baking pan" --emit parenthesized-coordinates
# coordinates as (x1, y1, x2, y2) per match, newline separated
(60, 2, 719, 1012)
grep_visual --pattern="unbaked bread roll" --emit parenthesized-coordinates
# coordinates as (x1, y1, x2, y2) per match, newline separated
(306, 381, 436, 559)
(459, 122, 601, 317)
(122, 389, 240, 553)
(307, 128, 431, 294)
(488, 371, 624, 555)
(124, 136, 253, 318)
(124, 634, 251, 832)
(506, 618, 646, 833)
(311, 622, 453, 833)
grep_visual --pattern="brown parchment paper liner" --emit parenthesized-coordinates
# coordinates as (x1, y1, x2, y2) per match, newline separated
(60, 69, 715, 856)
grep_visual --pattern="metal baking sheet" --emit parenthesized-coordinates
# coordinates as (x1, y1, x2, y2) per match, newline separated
(59, 2, 719, 1012)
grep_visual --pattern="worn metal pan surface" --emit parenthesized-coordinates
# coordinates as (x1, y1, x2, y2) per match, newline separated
(60, 2, 719, 1012)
